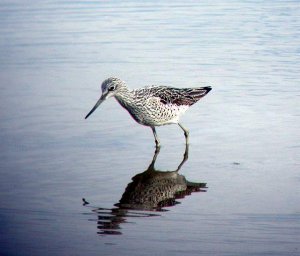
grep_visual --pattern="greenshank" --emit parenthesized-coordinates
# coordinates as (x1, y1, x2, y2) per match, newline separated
(85, 77, 211, 146)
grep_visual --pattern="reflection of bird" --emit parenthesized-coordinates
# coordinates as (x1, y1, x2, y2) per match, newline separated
(84, 145, 207, 235)
(116, 145, 206, 210)
(85, 77, 212, 146)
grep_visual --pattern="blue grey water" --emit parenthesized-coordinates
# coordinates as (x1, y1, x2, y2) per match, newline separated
(0, 0, 299, 255)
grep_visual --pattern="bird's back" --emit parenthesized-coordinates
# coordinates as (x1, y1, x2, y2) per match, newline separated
(134, 85, 212, 107)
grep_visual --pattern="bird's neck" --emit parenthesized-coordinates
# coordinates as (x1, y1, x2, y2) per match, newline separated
(114, 87, 135, 108)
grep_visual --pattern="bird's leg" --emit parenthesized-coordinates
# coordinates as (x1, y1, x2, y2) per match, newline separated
(178, 123, 190, 145)
(176, 143, 189, 172)
(148, 145, 161, 170)
(151, 127, 161, 147)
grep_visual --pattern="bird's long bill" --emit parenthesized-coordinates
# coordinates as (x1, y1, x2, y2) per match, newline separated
(85, 95, 105, 119)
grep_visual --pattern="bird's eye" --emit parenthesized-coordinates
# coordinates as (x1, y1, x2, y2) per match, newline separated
(108, 85, 115, 91)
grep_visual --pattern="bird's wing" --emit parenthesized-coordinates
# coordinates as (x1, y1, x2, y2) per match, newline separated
(147, 86, 212, 106)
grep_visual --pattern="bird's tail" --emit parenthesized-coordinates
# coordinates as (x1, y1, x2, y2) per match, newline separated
(183, 86, 212, 106)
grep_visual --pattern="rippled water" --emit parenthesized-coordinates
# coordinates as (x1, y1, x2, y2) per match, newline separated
(0, 1, 299, 255)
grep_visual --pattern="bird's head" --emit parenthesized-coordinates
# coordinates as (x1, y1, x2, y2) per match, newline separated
(85, 77, 125, 119)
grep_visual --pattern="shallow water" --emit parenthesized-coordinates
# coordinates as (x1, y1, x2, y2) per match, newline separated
(0, 1, 299, 255)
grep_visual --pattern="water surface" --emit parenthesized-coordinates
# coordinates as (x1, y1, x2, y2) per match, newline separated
(0, 1, 299, 255)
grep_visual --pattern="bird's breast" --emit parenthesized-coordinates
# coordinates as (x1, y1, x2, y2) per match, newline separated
(116, 95, 189, 126)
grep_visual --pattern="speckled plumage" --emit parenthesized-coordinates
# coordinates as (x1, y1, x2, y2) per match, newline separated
(85, 77, 212, 146)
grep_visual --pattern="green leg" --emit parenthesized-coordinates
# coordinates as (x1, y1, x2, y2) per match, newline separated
(151, 127, 160, 147)
(178, 123, 189, 145)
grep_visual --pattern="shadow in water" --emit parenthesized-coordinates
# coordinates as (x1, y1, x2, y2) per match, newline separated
(83, 144, 207, 235)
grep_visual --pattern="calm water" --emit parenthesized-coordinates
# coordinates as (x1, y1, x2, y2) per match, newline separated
(0, 1, 299, 255)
